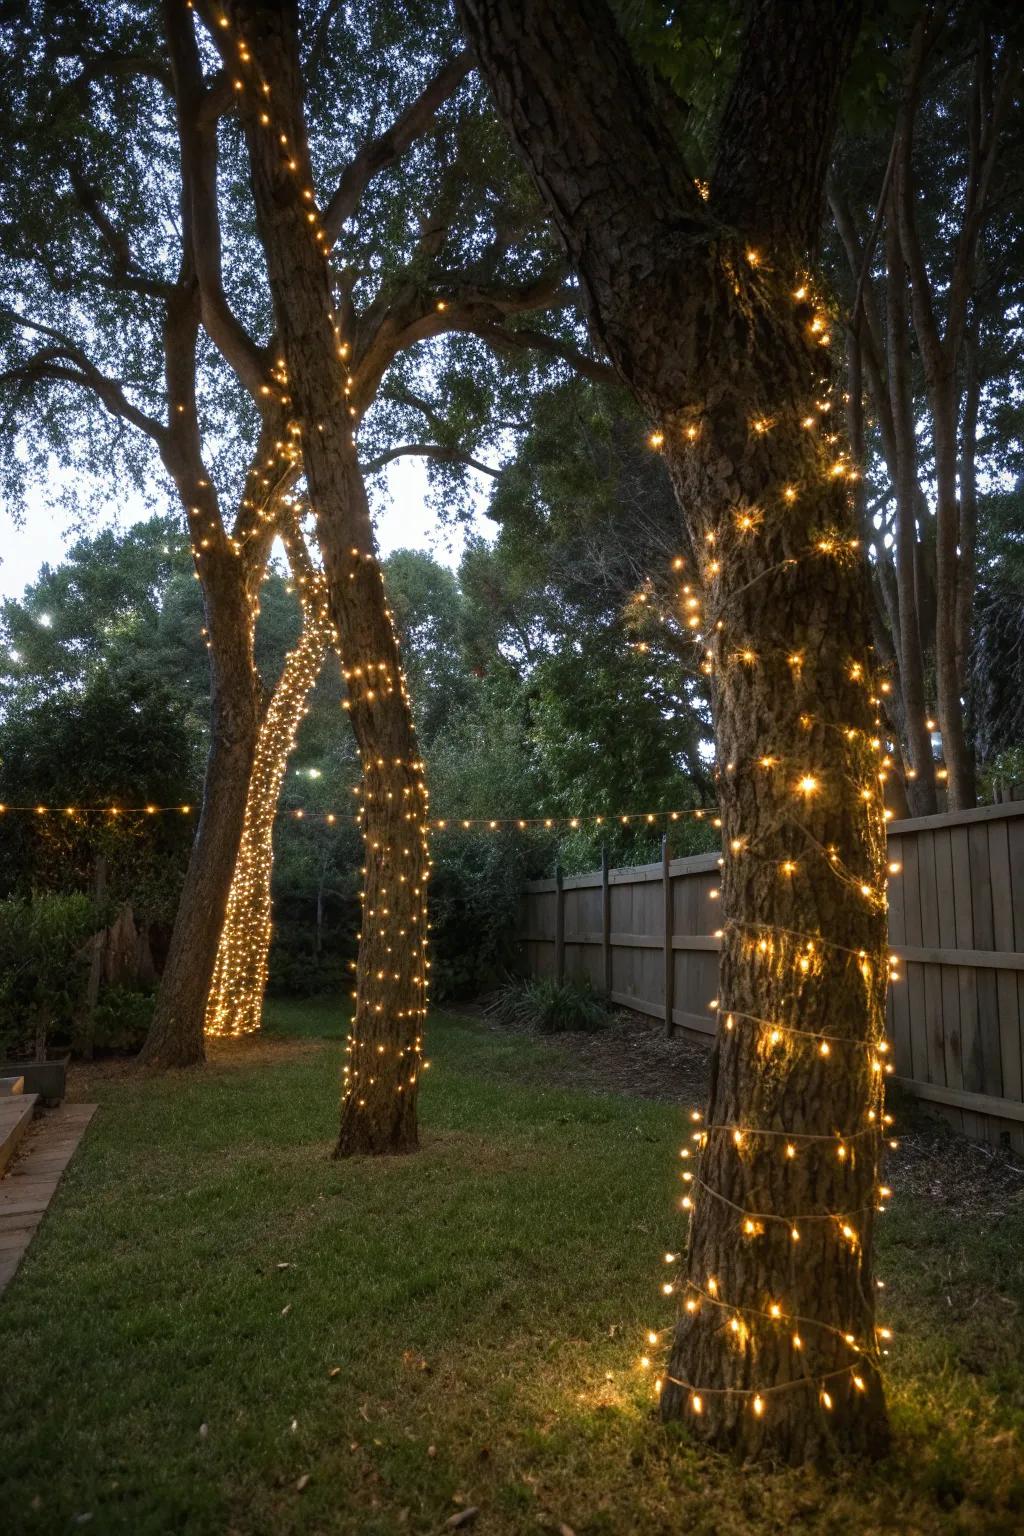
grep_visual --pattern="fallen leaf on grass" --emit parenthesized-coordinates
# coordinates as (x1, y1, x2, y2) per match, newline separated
(281, 1304, 292, 1317)
(328, 1366, 342, 1378)
(443, 1510, 478, 1530)
(296, 1475, 310, 1492)
(198, 1423, 208, 1440)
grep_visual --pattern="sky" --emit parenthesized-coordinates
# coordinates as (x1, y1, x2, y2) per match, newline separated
(0, 454, 493, 605)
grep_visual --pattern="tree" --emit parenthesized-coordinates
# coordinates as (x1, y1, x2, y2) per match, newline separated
(0, 3, 301, 1067)
(188, 0, 615, 1154)
(827, 9, 1023, 812)
(458, 0, 891, 1461)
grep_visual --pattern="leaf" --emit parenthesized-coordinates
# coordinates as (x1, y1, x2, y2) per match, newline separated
(198, 1423, 208, 1440)
(296, 1474, 310, 1492)
(443, 1510, 479, 1530)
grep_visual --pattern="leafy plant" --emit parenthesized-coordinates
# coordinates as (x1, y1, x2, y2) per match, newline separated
(486, 974, 611, 1033)
(81, 985, 155, 1054)
(0, 892, 97, 1060)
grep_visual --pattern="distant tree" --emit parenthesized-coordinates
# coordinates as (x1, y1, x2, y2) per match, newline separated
(828, 7, 1023, 810)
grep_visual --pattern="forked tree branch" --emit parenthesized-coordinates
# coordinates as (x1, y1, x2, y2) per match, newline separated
(0, 318, 167, 444)
(322, 51, 473, 247)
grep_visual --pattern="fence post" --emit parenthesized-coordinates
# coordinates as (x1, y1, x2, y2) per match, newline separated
(662, 833, 675, 1037)
(554, 862, 565, 983)
(601, 842, 612, 997)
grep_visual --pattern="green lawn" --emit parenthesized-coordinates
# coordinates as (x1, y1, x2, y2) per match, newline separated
(1, 1000, 1022, 1535)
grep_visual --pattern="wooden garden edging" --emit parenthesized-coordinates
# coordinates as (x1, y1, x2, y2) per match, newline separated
(518, 801, 1024, 1152)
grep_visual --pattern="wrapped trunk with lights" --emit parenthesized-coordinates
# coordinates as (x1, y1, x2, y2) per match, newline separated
(207, 0, 430, 1155)
(140, 405, 292, 1067)
(459, 0, 892, 1461)
(205, 515, 336, 1039)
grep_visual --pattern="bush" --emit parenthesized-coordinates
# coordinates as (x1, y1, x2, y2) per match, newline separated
(0, 891, 97, 1059)
(428, 832, 528, 1000)
(81, 985, 155, 1054)
(486, 974, 611, 1033)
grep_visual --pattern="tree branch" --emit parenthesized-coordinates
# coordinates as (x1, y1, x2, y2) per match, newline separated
(464, 321, 617, 384)
(322, 51, 473, 247)
(352, 265, 574, 406)
(164, 0, 269, 399)
(0, 320, 167, 444)
(946, 34, 1020, 360)
(362, 442, 500, 476)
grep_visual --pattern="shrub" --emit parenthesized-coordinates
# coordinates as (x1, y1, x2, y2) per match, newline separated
(0, 891, 97, 1059)
(81, 985, 155, 1054)
(486, 974, 611, 1033)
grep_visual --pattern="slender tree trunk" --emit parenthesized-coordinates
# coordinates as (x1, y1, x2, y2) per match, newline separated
(956, 329, 980, 702)
(315, 872, 325, 958)
(217, 1, 430, 1154)
(883, 211, 938, 815)
(81, 852, 108, 1061)
(931, 371, 976, 809)
(139, 553, 263, 1067)
(459, 0, 890, 1461)
(205, 533, 334, 1038)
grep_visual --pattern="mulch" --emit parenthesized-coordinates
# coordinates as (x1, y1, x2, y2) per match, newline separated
(467, 1001, 1024, 1223)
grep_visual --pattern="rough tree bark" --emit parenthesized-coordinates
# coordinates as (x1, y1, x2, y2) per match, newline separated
(205, 516, 335, 1038)
(206, 0, 430, 1154)
(459, 0, 891, 1462)
(139, 335, 287, 1066)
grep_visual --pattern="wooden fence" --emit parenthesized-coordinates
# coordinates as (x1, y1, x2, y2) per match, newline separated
(518, 800, 1024, 1152)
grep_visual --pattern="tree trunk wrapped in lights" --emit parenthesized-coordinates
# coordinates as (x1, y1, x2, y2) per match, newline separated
(459, 0, 892, 1462)
(139, 410, 296, 1068)
(205, 1, 430, 1155)
(205, 516, 335, 1038)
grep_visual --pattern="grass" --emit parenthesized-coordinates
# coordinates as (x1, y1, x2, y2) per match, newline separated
(0, 999, 1022, 1535)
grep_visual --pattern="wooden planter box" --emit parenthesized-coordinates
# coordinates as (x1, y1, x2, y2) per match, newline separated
(2, 1053, 70, 1107)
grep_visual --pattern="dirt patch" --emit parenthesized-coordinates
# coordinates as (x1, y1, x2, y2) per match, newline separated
(467, 1003, 1024, 1222)
(65, 1031, 323, 1100)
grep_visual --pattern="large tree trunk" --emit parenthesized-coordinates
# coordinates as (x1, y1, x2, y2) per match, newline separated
(459, 0, 890, 1462)
(216, 1, 430, 1154)
(205, 528, 334, 1039)
(139, 551, 263, 1067)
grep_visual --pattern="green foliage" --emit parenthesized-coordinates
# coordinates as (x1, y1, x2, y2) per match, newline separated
(428, 831, 529, 999)
(0, 890, 97, 1058)
(486, 974, 611, 1034)
(81, 984, 155, 1054)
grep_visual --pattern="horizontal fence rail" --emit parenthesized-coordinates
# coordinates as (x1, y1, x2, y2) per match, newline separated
(518, 800, 1024, 1153)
